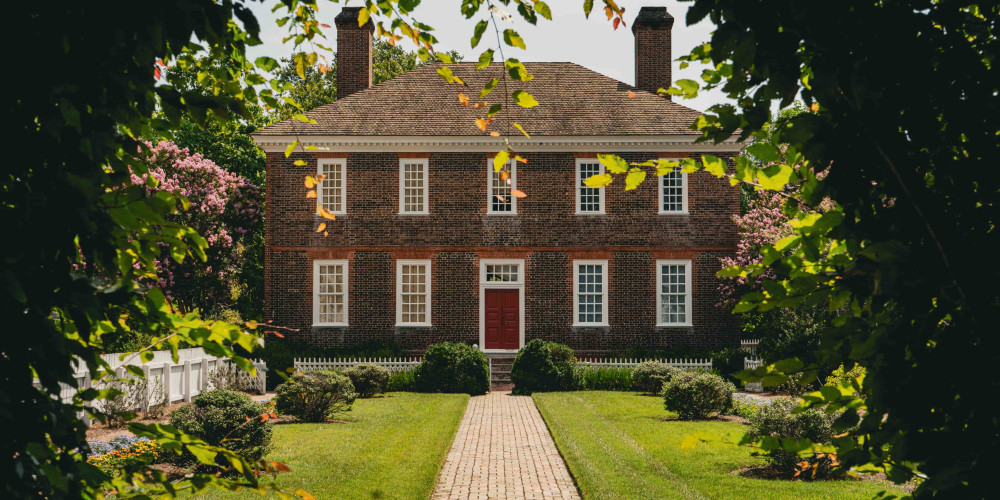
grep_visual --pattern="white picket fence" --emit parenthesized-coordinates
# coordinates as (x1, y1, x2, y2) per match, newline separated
(294, 356, 423, 373)
(576, 357, 714, 371)
(743, 356, 764, 392)
(41, 348, 266, 426)
(741, 339, 760, 356)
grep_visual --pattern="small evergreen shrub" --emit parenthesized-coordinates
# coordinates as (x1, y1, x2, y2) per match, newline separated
(169, 389, 272, 464)
(746, 398, 840, 478)
(510, 339, 577, 394)
(387, 369, 416, 392)
(663, 371, 735, 419)
(414, 342, 490, 395)
(344, 364, 390, 398)
(575, 366, 632, 390)
(274, 370, 356, 422)
(631, 362, 681, 395)
(710, 347, 746, 384)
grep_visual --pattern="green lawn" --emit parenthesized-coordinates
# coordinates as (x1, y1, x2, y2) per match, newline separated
(197, 392, 469, 500)
(533, 391, 906, 500)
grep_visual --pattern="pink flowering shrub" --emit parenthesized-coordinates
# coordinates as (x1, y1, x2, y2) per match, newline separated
(717, 189, 788, 308)
(131, 141, 262, 313)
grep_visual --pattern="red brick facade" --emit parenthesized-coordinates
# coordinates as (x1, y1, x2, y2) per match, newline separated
(263, 150, 740, 354)
(633, 7, 674, 97)
(334, 7, 373, 99)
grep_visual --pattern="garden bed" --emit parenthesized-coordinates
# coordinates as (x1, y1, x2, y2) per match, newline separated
(533, 391, 908, 499)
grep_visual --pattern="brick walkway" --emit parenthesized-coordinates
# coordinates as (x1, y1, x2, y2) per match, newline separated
(433, 391, 580, 500)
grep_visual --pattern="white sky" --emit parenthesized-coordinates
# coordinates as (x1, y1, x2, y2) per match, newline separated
(245, 0, 733, 113)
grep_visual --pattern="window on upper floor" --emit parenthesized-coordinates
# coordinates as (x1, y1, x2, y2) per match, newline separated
(313, 260, 348, 326)
(576, 159, 605, 214)
(574, 260, 609, 326)
(488, 160, 516, 214)
(399, 158, 429, 214)
(659, 169, 688, 214)
(396, 260, 432, 326)
(657, 260, 692, 327)
(318, 158, 346, 215)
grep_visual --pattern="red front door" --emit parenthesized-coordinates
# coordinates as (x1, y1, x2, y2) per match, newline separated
(485, 289, 520, 350)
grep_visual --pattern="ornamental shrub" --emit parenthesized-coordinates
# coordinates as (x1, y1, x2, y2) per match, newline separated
(387, 369, 416, 392)
(510, 339, 577, 394)
(575, 366, 632, 390)
(631, 362, 681, 395)
(414, 342, 490, 395)
(274, 370, 357, 422)
(746, 398, 840, 478)
(663, 371, 735, 419)
(344, 364, 390, 398)
(169, 390, 272, 464)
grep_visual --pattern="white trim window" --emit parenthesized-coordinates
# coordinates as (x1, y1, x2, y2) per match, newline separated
(396, 260, 432, 326)
(656, 260, 692, 326)
(575, 159, 605, 214)
(313, 260, 349, 326)
(318, 158, 346, 214)
(488, 160, 517, 214)
(399, 158, 429, 214)
(658, 168, 688, 214)
(573, 260, 609, 326)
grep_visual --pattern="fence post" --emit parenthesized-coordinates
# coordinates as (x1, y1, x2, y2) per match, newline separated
(182, 360, 192, 402)
(162, 362, 172, 404)
(141, 365, 151, 412)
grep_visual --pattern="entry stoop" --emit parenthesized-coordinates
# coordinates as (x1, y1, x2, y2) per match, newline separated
(487, 354, 516, 390)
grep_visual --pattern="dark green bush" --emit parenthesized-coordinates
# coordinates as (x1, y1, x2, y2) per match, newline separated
(414, 342, 489, 395)
(169, 390, 272, 464)
(746, 398, 840, 478)
(274, 370, 356, 422)
(631, 362, 681, 395)
(510, 339, 576, 394)
(387, 369, 416, 392)
(344, 364, 390, 398)
(710, 347, 746, 384)
(575, 366, 632, 390)
(663, 371, 735, 419)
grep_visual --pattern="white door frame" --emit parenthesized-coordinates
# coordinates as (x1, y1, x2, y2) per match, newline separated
(479, 259, 525, 353)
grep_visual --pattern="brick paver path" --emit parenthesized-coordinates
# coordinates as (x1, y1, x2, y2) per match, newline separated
(433, 391, 580, 500)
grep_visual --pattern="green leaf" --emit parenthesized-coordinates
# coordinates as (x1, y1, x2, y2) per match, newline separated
(254, 56, 279, 72)
(505, 59, 533, 81)
(513, 122, 530, 138)
(477, 49, 494, 69)
(512, 90, 538, 108)
(757, 163, 794, 190)
(284, 140, 299, 158)
(471, 20, 488, 48)
(584, 173, 613, 188)
(487, 103, 502, 117)
(480, 77, 499, 98)
(597, 154, 629, 174)
(534, 1, 552, 20)
(503, 29, 526, 50)
(700, 155, 726, 177)
(583, 0, 594, 18)
(437, 66, 456, 84)
(493, 150, 509, 172)
(187, 444, 218, 465)
(357, 7, 371, 26)
(746, 142, 781, 163)
(625, 168, 647, 191)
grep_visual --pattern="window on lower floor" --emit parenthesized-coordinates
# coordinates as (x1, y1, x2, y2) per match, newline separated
(574, 260, 609, 326)
(313, 260, 348, 326)
(397, 260, 431, 326)
(576, 159, 605, 214)
(657, 260, 692, 326)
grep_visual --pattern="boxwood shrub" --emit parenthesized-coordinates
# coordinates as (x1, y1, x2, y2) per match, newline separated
(414, 342, 490, 395)
(169, 389, 272, 464)
(274, 370, 357, 422)
(510, 339, 576, 394)
(343, 364, 390, 398)
(746, 397, 840, 478)
(663, 371, 735, 419)
(631, 361, 681, 395)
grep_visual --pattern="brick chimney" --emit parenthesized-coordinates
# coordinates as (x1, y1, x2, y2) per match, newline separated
(632, 6, 674, 98)
(334, 7, 375, 99)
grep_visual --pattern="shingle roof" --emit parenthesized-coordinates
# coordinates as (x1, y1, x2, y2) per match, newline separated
(254, 62, 703, 137)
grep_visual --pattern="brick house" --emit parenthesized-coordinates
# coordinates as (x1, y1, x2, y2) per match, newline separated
(253, 6, 742, 355)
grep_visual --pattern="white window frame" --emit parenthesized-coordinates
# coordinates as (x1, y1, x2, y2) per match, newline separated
(572, 260, 610, 327)
(575, 158, 606, 215)
(396, 259, 432, 327)
(658, 167, 689, 214)
(312, 259, 349, 326)
(656, 259, 693, 327)
(398, 158, 429, 215)
(478, 259, 526, 353)
(487, 159, 517, 215)
(317, 158, 347, 215)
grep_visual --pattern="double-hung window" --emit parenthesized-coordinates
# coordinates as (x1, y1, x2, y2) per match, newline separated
(576, 159, 605, 214)
(396, 260, 432, 326)
(488, 160, 517, 214)
(313, 260, 348, 326)
(658, 168, 688, 214)
(399, 158, 429, 214)
(318, 158, 346, 215)
(656, 260, 692, 326)
(573, 260, 609, 326)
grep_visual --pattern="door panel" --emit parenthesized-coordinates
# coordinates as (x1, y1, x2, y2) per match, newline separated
(485, 289, 520, 350)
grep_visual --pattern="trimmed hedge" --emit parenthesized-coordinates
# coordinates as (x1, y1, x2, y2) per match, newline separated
(510, 339, 576, 393)
(344, 364, 390, 398)
(746, 398, 840, 478)
(414, 342, 490, 395)
(631, 362, 681, 395)
(576, 366, 632, 391)
(169, 390, 272, 464)
(663, 371, 735, 419)
(274, 370, 356, 422)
